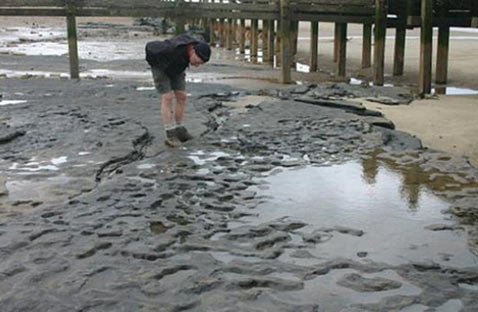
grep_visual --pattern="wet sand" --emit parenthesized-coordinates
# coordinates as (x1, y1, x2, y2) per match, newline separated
(293, 22, 478, 167)
(362, 95, 478, 167)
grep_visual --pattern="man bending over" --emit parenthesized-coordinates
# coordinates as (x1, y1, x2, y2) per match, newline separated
(146, 34, 211, 147)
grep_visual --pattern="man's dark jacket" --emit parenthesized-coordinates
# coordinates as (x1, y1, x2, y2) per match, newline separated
(145, 34, 199, 78)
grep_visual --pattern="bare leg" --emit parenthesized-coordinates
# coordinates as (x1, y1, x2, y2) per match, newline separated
(161, 91, 174, 128)
(174, 90, 187, 125)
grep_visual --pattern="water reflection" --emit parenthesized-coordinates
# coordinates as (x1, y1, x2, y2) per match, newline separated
(434, 86, 478, 95)
(247, 151, 478, 265)
(363, 150, 478, 210)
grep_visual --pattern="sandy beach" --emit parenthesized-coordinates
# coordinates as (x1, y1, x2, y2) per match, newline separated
(293, 22, 478, 167)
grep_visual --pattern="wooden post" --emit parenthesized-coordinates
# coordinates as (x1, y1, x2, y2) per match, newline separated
(310, 21, 319, 72)
(362, 23, 372, 68)
(267, 20, 275, 64)
(292, 21, 299, 56)
(66, 11, 79, 79)
(336, 23, 347, 77)
(436, 2, 450, 85)
(393, 27, 406, 76)
(280, 0, 291, 83)
(276, 19, 281, 66)
(220, 18, 225, 47)
(334, 23, 339, 63)
(175, 0, 185, 35)
(263, 20, 269, 57)
(209, 19, 215, 45)
(232, 19, 237, 44)
(393, 1, 407, 76)
(227, 19, 233, 50)
(239, 19, 246, 53)
(419, 0, 433, 95)
(436, 25, 449, 85)
(374, 0, 387, 86)
(251, 19, 258, 60)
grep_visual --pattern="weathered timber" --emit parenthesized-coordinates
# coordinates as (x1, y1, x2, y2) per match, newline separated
(220, 18, 225, 47)
(66, 13, 79, 79)
(373, 0, 387, 86)
(393, 0, 407, 76)
(263, 20, 269, 56)
(335, 23, 347, 77)
(435, 2, 450, 85)
(251, 19, 259, 59)
(310, 21, 318, 72)
(267, 20, 275, 64)
(333, 23, 339, 63)
(209, 18, 215, 45)
(419, 0, 433, 95)
(435, 25, 449, 85)
(227, 19, 233, 50)
(291, 21, 299, 56)
(362, 23, 372, 68)
(239, 19, 246, 53)
(280, 0, 291, 83)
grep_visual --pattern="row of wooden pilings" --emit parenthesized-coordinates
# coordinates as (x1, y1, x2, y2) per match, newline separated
(183, 0, 442, 96)
(59, 0, 440, 95)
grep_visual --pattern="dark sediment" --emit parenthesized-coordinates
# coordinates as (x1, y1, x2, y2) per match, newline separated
(0, 74, 477, 312)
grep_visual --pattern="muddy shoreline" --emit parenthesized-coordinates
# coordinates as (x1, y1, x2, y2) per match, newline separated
(1, 19, 478, 311)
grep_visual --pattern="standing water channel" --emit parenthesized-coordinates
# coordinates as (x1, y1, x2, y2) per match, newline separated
(244, 161, 475, 266)
(221, 159, 477, 310)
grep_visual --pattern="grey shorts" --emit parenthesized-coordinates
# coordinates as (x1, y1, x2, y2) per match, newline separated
(151, 66, 186, 94)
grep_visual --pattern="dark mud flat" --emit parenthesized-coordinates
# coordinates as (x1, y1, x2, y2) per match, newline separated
(1, 78, 478, 312)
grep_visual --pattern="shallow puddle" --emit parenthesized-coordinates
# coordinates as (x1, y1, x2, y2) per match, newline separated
(0, 100, 27, 106)
(244, 160, 477, 267)
(434, 86, 478, 95)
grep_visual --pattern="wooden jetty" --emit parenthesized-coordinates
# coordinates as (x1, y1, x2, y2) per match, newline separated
(1, 0, 477, 95)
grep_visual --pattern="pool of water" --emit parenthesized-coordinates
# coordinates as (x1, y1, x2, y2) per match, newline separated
(243, 161, 477, 267)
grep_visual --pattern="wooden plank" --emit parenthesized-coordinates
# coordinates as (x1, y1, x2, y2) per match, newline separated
(293, 4, 374, 15)
(0, 7, 175, 17)
(280, 0, 291, 83)
(310, 21, 318, 72)
(183, 11, 280, 20)
(66, 14, 79, 79)
(435, 25, 449, 84)
(293, 0, 374, 5)
(291, 13, 373, 23)
(373, 0, 387, 86)
(1, 0, 63, 6)
(335, 22, 347, 77)
(419, 0, 433, 95)
(362, 23, 372, 68)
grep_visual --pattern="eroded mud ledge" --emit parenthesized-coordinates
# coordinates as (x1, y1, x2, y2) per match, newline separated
(1, 78, 478, 312)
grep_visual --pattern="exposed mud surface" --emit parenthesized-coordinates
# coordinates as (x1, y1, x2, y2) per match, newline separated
(1, 21, 478, 312)
(1, 77, 478, 312)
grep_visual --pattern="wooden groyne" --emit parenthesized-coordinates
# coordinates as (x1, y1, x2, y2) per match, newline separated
(1, 0, 477, 95)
